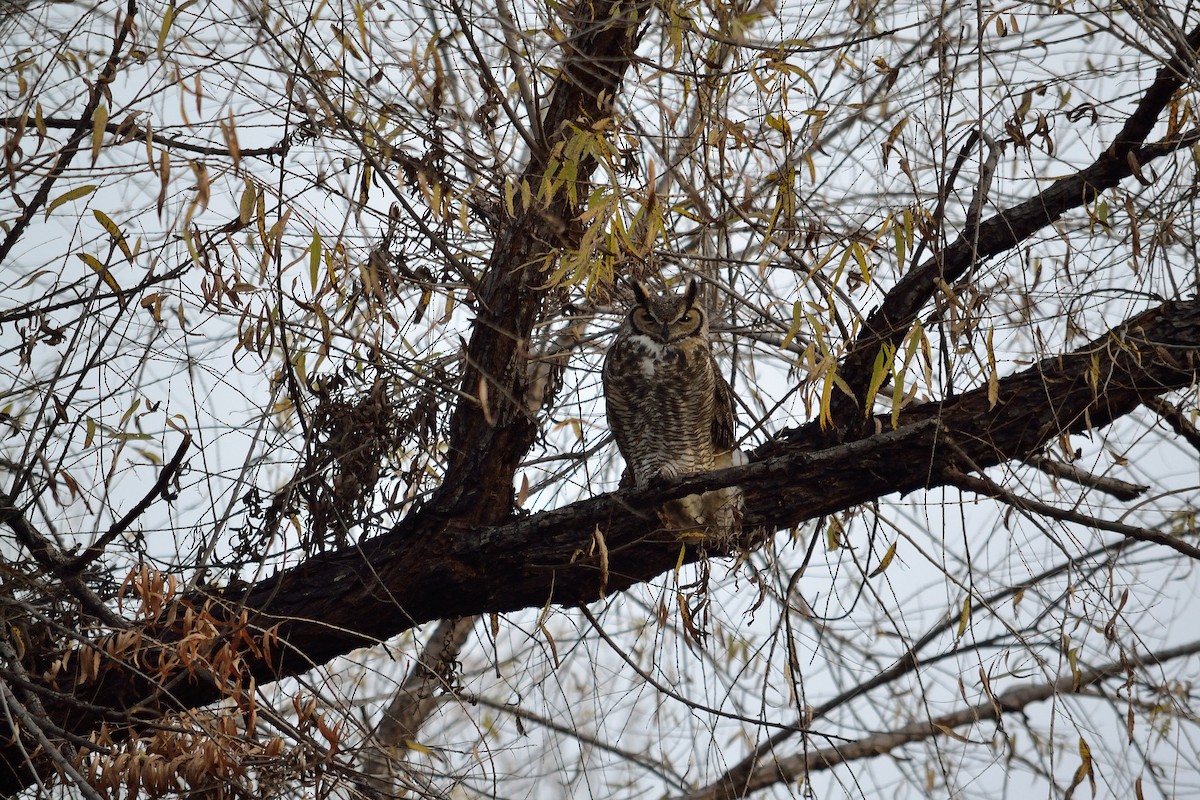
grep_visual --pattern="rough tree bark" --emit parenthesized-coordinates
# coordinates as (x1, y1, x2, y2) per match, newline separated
(1, 295, 1195, 795)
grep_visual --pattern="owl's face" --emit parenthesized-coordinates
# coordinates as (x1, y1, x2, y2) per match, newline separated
(626, 279, 707, 344)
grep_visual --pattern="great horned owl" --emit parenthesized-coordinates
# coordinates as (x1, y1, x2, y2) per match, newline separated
(603, 279, 740, 531)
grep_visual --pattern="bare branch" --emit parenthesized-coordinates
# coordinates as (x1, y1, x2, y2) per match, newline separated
(68, 434, 192, 572)
(675, 640, 1200, 800)
(822, 23, 1200, 434)
(360, 616, 476, 791)
(0, 116, 291, 159)
(1023, 455, 1149, 502)
(1146, 395, 1200, 452)
(945, 468, 1200, 560)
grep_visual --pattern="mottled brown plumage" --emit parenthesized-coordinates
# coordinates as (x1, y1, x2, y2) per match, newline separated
(603, 279, 737, 490)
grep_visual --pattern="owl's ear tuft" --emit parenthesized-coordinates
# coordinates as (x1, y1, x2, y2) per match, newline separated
(632, 281, 651, 306)
(683, 278, 699, 308)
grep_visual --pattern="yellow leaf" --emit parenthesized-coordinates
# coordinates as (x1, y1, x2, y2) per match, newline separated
(826, 517, 843, 550)
(955, 596, 970, 638)
(45, 185, 96, 218)
(238, 179, 256, 224)
(91, 104, 107, 163)
(788, 64, 818, 93)
(819, 366, 835, 428)
(863, 345, 891, 417)
(76, 253, 122, 295)
(1068, 645, 1081, 688)
(158, 6, 175, 56)
(933, 722, 974, 743)
(986, 328, 999, 409)
(1016, 90, 1032, 118)
(191, 160, 210, 211)
(140, 293, 163, 321)
(504, 178, 517, 216)
(780, 300, 804, 350)
(94, 210, 133, 261)
(851, 240, 870, 283)
(308, 229, 322, 291)
(868, 541, 897, 577)
(292, 350, 307, 387)
(119, 397, 141, 428)
(1065, 736, 1095, 800)
(882, 115, 908, 165)
(540, 622, 559, 667)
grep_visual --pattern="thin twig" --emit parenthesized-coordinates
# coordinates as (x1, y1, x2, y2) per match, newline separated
(0, 116, 290, 158)
(68, 434, 192, 572)
(945, 467, 1200, 560)
(0, 0, 138, 268)
(1146, 396, 1200, 452)
(0, 639, 106, 800)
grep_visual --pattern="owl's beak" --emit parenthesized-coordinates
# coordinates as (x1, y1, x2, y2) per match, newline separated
(661, 323, 670, 342)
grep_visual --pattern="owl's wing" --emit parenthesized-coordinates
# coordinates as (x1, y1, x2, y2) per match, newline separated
(711, 363, 737, 452)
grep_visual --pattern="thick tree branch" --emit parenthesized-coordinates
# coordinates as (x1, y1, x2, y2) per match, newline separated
(1, 296, 1195, 795)
(823, 23, 1200, 434)
(359, 616, 476, 791)
(434, 0, 646, 523)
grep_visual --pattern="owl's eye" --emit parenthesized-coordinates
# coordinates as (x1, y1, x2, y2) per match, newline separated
(680, 310, 699, 324)
(632, 308, 654, 327)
